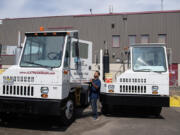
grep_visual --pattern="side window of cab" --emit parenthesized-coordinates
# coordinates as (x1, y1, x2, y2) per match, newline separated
(64, 38, 71, 68)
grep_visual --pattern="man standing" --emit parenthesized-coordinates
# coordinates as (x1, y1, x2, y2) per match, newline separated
(90, 71, 101, 120)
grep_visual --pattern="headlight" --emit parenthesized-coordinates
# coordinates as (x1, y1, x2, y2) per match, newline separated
(108, 85, 115, 90)
(40, 87, 49, 94)
(152, 86, 158, 91)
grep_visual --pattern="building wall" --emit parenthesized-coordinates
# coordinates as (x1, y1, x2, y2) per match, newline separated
(0, 11, 180, 65)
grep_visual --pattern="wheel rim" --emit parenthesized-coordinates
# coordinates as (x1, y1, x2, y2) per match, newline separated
(65, 100, 74, 120)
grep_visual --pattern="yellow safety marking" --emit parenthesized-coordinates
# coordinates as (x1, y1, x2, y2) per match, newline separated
(0, 69, 5, 74)
(75, 87, 81, 106)
(170, 96, 180, 107)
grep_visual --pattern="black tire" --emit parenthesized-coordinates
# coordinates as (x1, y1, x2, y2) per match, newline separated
(61, 96, 75, 126)
(151, 107, 162, 117)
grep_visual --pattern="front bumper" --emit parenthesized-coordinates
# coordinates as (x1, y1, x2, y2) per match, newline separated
(0, 96, 67, 116)
(100, 93, 169, 107)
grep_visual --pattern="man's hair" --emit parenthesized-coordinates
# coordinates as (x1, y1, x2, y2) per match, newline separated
(96, 71, 100, 76)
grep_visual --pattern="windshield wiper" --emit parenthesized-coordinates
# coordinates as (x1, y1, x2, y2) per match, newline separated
(135, 69, 152, 72)
(23, 61, 55, 68)
(152, 71, 163, 73)
(135, 69, 163, 73)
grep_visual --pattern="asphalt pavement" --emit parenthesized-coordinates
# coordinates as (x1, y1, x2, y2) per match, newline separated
(0, 88, 179, 135)
(0, 105, 180, 135)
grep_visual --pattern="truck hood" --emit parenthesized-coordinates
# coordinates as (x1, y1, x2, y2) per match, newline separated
(0, 65, 62, 85)
(116, 69, 169, 85)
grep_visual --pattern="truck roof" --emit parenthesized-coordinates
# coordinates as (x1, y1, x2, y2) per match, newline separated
(25, 30, 78, 34)
(25, 30, 79, 38)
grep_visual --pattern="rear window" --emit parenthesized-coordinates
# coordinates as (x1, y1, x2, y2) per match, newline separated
(72, 42, 88, 59)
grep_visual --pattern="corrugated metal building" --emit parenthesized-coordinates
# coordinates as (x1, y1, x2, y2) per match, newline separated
(0, 10, 180, 86)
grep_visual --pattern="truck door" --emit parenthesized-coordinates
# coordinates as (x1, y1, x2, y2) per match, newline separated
(70, 38, 92, 83)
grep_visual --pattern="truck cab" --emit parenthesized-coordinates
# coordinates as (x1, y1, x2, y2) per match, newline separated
(0, 30, 92, 125)
(100, 44, 169, 116)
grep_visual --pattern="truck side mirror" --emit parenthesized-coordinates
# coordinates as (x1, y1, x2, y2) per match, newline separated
(75, 41, 79, 69)
(127, 51, 130, 68)
(75, 41, 79, 58)
(95, 54, 99, 65)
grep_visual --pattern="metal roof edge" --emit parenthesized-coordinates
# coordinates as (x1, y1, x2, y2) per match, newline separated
(1, 9, 180, 20)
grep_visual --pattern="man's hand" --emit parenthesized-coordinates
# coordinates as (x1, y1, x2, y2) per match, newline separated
(90, 79, 99, 90)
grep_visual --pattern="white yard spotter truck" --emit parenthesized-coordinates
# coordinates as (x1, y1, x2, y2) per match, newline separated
(0, 30, 92, 125)
(100, 44, 169, 116)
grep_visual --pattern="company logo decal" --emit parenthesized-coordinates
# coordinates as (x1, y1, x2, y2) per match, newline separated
(20, 71, 55, 75)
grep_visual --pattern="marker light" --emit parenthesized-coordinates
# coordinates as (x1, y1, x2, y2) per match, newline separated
(40, 26, 44, 31)
(67, 32, 70, 35)
(41, 94, 48, 98)
(63, 70, 68, 74)
(152, 91, 158, 94)
(52, 32, 56, 35)
(108, 89, 114, 93)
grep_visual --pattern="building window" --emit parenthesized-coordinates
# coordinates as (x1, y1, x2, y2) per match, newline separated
(141, 34, 149, 43)
(111, 24, 115, 29)
(158, 34, 166, 43)
(112, 35, 120, 47)
(128, 35, 136, 45)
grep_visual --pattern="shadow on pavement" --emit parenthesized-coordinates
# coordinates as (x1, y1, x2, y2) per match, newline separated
(75, 105, 102, 120)
(0, 105, 94, 132)
(76, 107, 92, 119)
(0, 106, 164, 131)
(103, 106, 165, 119)
(0, 114, 70, 131)
(0, 106, 92, 132)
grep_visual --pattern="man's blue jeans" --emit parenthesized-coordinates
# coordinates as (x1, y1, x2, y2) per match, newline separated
(90, 98, 98, 118)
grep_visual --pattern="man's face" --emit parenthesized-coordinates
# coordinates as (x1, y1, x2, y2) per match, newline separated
(94, 72, 99, 78)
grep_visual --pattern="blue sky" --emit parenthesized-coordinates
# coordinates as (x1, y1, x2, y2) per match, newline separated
(0, 0, 180, 19)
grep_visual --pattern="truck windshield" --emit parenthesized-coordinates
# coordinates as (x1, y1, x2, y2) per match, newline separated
(20, 35, 65, 68)
(132, 47, 167, 72)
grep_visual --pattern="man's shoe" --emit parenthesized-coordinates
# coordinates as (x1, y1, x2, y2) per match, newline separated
(93, 117, 99, 121)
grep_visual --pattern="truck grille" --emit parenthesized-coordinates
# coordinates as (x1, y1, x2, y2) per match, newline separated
(3, 85, 34, 96)
(3, 76, 34, 83)
(119, 78, 146, 83)
(120, 85, 147, 94)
